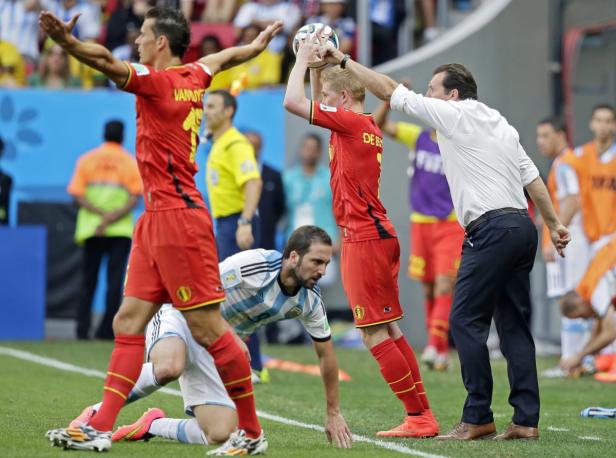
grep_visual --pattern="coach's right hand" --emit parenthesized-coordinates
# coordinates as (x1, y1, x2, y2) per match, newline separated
(550, 224, 571, 258)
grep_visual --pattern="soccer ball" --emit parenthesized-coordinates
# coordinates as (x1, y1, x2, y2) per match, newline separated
(292, 23, 339, 69)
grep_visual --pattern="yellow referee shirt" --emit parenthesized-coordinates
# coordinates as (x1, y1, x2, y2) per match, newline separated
(206, 127, 261, 218)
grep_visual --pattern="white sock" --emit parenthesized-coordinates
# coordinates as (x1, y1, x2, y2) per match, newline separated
(148, 418, 207, 445)
(126, 362, 160, 404)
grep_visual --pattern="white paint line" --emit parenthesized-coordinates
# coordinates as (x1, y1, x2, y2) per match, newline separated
(0, 346, 448, 458)
(578, 436, 602, 441)
(547, 426, 570, 432)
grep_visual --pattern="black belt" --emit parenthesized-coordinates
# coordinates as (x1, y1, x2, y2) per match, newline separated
(465, 207, 529, 235)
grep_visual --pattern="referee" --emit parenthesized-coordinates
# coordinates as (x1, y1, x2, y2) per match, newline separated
(204, 90, 263, 259)
(321, 50, 570, 441)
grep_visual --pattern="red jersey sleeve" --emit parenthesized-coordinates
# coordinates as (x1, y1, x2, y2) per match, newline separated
(310, 101, 358, 135)
(120, 62, 167, 97)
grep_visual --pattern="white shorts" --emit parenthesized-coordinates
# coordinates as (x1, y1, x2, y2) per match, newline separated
(146, 305, 235, 416)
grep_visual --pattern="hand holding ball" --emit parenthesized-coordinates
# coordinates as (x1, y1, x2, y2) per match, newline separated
(292, 23, 340, 69)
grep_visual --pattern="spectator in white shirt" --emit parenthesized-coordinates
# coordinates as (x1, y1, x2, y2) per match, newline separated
(316, 46, 570, 442)
(233, 0, 301, 53)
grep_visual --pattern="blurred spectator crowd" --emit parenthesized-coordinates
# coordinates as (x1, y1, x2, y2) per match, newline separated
(0, 0, 478, 90)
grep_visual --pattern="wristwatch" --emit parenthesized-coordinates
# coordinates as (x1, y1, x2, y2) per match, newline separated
(237, 217, 252, 226)
(340, 54, 351, 69)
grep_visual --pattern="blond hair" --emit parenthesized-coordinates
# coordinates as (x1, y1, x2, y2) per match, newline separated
(321, 66, 365, 103)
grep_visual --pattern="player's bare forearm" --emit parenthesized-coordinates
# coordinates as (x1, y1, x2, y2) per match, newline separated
(581, 314, 616, 358)
(559, 194, 580, 227)
(283, 56, 311, 119)
(200, 21, 283, 74)
(310, 68, 324, 101)
(241, 179, 262, 221)
(372, 102, 399, 137)
(314, 340, 341, 414)
(39, 12, 128, 86)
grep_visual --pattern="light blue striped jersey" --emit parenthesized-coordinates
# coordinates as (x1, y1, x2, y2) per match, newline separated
(218, 249, 331, 340)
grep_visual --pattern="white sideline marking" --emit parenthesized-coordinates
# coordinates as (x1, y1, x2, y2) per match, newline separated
(0, 346, 447, 458)
(578, 436, 602, 441)
(547, 426, 569, 432)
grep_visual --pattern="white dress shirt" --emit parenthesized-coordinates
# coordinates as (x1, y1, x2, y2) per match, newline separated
(391, 84, 540, 227)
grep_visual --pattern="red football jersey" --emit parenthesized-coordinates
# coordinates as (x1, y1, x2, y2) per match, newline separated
(121, 62, 212, 211)
(310, 101, 397, 242)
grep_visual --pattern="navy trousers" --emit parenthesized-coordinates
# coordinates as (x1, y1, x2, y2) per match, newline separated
(215, 213, 261, 262)
(450, 211, 539, 427)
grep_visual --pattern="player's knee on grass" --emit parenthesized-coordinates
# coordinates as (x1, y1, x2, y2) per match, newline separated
(152, 359, 185, 385)
(194, 404, 237, 444)
(183, 306, 230, 347)
(149, 337, 187, 384)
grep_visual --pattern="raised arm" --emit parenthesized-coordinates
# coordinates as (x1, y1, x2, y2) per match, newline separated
(283, 40, 321, 120)
(39, 12, 129, 87)
(321, 47, 397, 101)
(372, 101, 398, 138)
(199, 21, 283, 75)
(312, 339, 352, 448)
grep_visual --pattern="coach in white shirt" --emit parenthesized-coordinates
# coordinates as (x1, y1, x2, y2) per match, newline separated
(317, 48, 570, 441)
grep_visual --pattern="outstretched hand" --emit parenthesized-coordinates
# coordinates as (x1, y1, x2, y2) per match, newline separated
(39, 11, 80, 46)
(251, 21, 283, 53)
(551, 224, 571, 258)
(325, 412, 353, 448)
(295, 39, 322, 67)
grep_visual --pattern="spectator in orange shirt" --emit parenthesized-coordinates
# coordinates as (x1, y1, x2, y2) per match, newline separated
(67, 120, 143, 340)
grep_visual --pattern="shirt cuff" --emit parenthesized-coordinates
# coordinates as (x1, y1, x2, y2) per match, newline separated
(390, 83, 409, 112)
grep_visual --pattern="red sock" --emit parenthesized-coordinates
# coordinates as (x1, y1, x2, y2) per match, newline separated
(431, 294, 452, 353)
(89, 334, 145, 431)
(395, 336, 430, 410)
(208, 330, 261, 438)
(370, 338, 424, 414)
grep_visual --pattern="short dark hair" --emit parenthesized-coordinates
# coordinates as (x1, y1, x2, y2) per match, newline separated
(145, 7, 191, 58)
(432, 63, 478, 100)
(104, 120, 124, 143)
(538, 115, 566, 134)
(303, 132, 322, 149)
(209, 90, 238, 119)
(591, 104, 616, 119)
(283, 226, 332, 259)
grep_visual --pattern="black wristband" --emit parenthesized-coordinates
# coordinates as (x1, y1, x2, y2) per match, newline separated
(340, 54, 351, 69)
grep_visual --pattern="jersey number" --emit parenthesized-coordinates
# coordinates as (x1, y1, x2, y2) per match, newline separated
(182, 107, 203, 163)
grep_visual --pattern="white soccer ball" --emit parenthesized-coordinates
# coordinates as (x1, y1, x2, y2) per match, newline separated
(292, 23, 340, 69)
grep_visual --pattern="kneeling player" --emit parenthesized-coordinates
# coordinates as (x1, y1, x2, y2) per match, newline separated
(560, 235, 616, 382)
(71, 226, 353, 449)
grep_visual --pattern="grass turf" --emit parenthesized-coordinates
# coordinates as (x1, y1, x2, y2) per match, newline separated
(1, 341, 613, 457)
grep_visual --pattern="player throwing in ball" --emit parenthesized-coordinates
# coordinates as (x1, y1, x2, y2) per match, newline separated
(283, 34, 438, 437)
(40, 7, 281, 456)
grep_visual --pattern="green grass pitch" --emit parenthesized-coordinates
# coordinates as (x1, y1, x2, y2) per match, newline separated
(0, 341, 613, 457)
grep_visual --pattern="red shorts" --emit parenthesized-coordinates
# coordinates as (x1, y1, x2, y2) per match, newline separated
(408, 220, 464, 282)
(124, 208, 225, 310)
(341, 238, 403, 327)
